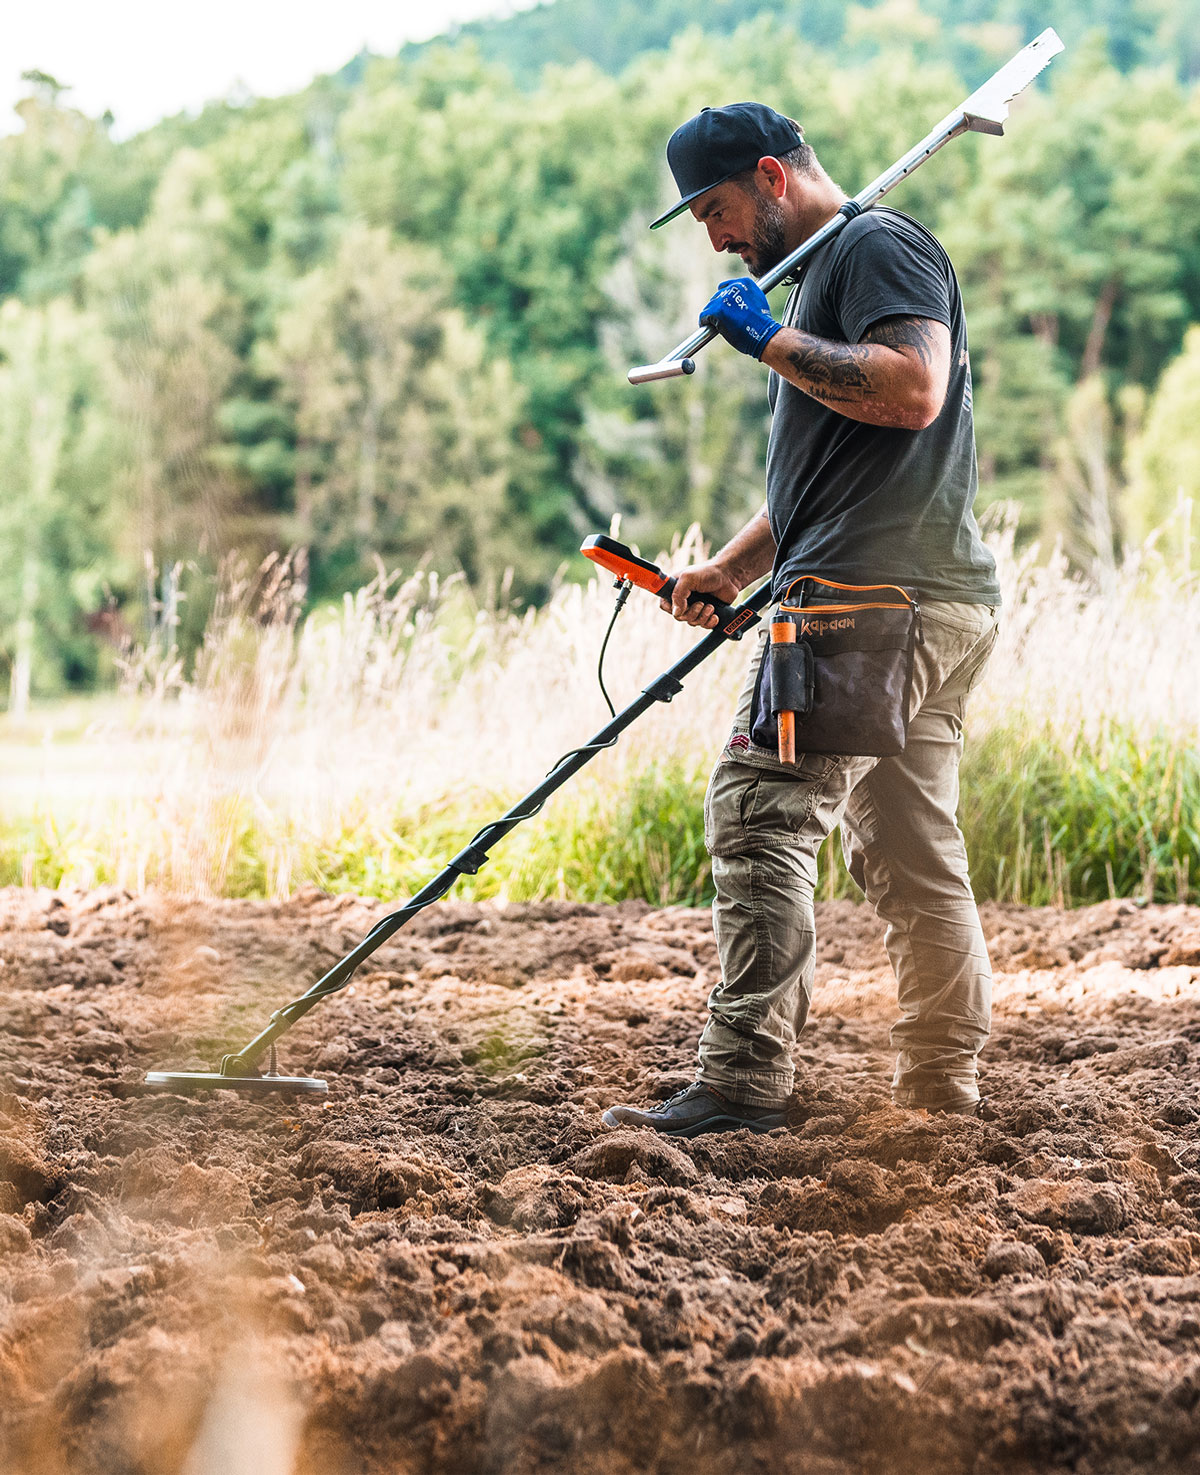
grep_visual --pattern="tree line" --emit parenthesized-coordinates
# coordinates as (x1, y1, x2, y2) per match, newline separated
(1, 4, 1199, 705)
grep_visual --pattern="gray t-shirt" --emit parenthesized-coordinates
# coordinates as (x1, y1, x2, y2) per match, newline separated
(766, 207, 1000, 605)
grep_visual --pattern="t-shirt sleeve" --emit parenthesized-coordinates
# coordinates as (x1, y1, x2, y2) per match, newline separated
(830, 222, 952, 344)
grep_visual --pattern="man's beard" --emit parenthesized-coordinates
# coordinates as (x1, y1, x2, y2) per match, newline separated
(745, 191, 788, 278)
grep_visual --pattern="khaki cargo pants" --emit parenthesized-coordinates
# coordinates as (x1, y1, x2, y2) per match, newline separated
(699, 600, 999, 1110)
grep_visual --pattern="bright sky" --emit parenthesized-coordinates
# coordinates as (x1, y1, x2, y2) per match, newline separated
(2, 0, 539, 137)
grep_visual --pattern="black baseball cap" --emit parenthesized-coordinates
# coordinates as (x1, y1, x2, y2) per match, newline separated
(650, 102, 804, 229)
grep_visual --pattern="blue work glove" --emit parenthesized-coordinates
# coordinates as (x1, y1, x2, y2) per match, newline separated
(699, 278, 782, 360)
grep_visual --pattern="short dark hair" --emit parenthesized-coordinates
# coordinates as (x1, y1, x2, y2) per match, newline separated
(778, 117, 817, 176)
(733, 118, 818, 188)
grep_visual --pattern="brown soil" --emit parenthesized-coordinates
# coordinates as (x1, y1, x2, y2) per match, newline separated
(2, 886, 1200, 1474)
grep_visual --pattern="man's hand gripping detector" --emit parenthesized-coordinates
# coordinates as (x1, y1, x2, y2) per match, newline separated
(580, 535, 758, 639)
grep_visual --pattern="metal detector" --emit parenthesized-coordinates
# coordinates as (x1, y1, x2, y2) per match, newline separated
(144, 543, 771, 1096)
(628, 27, 1064, 385)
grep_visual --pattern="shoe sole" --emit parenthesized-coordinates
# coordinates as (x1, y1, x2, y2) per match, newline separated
(602, 1110, 786, 1137)
(898, 1098, 984, 1117)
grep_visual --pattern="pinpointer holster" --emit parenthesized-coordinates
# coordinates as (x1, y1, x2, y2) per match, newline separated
(769, 616, 815, 765)
(580, 534, 758, 639)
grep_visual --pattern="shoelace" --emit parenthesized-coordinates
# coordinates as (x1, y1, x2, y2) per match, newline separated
(658, 1081, 710, 1109)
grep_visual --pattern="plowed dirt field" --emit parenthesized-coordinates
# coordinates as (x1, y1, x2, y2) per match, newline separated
(2, 886, 1200, 1474)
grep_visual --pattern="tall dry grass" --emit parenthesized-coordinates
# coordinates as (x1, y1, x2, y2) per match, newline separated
(3, 515, 1198, 907)
(962, 514, 1200, 905)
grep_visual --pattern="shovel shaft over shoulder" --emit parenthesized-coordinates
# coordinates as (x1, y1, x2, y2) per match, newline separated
(628, 28, 1064, 385)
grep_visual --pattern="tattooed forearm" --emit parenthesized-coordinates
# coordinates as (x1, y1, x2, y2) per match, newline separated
(861, 315, 939, 368)
(761, 315, 951, 428)
(783, 339, 874, 402)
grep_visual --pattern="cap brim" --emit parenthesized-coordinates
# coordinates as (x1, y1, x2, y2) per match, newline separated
(649, 170, 739, 229)
(649, 197, 694, 230)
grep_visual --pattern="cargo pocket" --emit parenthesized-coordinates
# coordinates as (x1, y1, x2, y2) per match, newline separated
(743, 755, 840, 838)
(962, 622, 1000, 696)
(705, 762, 763, 857)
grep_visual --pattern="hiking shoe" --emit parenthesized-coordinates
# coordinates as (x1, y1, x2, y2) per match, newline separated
(601, 1081, 787, 1138)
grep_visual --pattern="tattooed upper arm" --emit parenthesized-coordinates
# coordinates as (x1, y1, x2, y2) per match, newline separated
(861, 316, 951, 419)
(860, 315, 949, 372)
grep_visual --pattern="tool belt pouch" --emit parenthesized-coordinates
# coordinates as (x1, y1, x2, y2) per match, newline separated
(748, 577, 921, 757)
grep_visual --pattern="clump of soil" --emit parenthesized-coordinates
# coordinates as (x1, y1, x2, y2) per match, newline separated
(1, 887, 1199, 1474)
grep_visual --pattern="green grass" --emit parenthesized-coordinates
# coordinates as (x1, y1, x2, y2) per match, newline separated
(961, 722, 1200, 906)
(7, 726, 1194, 908)
(303, 761, 720, 907)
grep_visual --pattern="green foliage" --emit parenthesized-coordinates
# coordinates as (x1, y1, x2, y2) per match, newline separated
(933, 46, 1200, 539)
(0, 4, 1198, 703)
(301, 763, 720, 907)
(1125, 323, 1200, 558)
(261, 223, 536, 591)
(403, 0, 1200, 85)
(0, 300, 125, 704)
(0, 93, 155, 302)
(308, 723, 1198, 909)
(84, 149, 241, 573)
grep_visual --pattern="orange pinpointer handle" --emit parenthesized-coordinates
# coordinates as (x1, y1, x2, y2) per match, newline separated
(579, 534, 670, 596)
(778, 711, 795, 765)
(771, 619, 797, 765)
(580, 534, 756, 639)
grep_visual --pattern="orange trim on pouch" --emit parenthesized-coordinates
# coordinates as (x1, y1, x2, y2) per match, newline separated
(780, 601, 911, 616)
(780, 573, 917, 610)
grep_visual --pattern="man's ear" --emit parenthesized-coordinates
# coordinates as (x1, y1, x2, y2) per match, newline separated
(755, 156, 788, 199)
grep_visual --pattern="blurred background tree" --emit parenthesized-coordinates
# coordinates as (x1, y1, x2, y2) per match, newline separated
(0, 298, 123, 710)
(1125, 325, 1200, 562)
(262, 223, 532, 594)
(1, 0, 1198, 701)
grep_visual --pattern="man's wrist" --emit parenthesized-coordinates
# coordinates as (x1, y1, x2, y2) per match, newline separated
(759, 329, 790, 375)
(713, 550, 766, 591)
(711, 557, 744, 593)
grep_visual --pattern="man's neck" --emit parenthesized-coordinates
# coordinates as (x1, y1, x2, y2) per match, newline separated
(791, 183, 850, 249)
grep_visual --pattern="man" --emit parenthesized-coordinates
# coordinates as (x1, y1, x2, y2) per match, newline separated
(603, 102, 1000, 1137)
